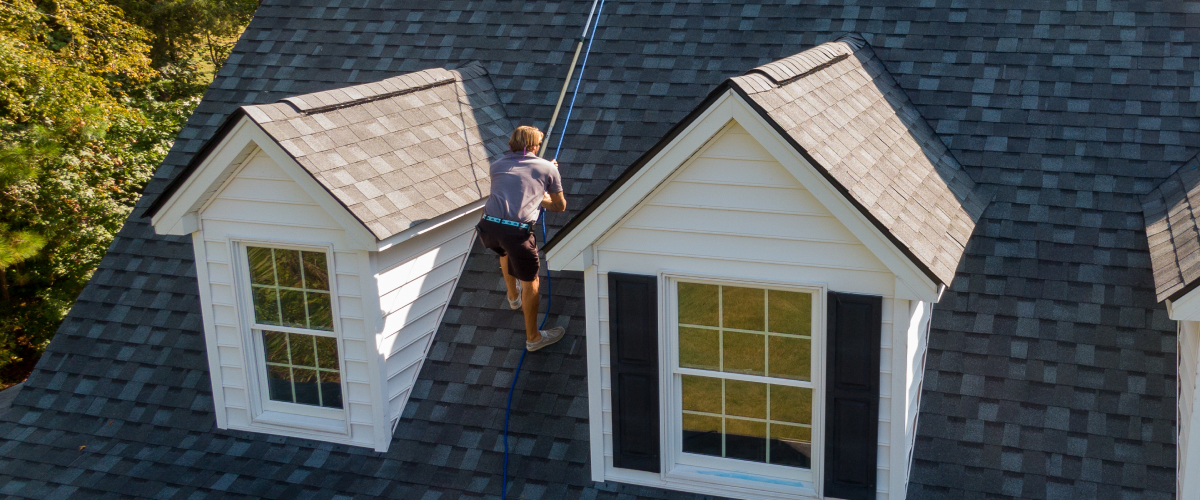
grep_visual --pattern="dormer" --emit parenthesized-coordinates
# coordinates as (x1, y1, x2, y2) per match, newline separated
(147, 63, 511, 451)
(544, 35, 989, 500)
(1141, 156, 1200, 499)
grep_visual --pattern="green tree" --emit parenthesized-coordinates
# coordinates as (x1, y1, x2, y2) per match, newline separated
(108, 0, 259, 78)
(0, 0, 208, 385)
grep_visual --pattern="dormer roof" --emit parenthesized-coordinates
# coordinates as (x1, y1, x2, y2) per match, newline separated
(547, 35, 989, 287)
(1143, 154, 1200, 302)
(147, 63, 511, 240)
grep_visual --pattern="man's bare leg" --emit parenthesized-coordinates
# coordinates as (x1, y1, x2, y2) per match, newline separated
(499, 256, 519, 302)
(521, 276, 540, 343)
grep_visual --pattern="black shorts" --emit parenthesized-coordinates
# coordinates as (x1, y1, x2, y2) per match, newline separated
(477, 219, 540, 282)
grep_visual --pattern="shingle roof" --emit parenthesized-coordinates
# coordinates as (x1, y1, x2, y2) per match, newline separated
(174, 63, 511, 239)
(0, 2, 1191, 499)
(728, 34, 988, 285)
(1142, 154, 1200, 302)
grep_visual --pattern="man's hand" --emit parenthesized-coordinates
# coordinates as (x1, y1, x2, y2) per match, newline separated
(541, 191, 567, 212)
(550, 159, 559, 168)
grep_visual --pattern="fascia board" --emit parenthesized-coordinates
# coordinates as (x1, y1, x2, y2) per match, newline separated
(150, 117, 257, 235)
(545, 90, 738, 271)
(242, 122, 379, 251)
(1168, 288, 1200, 321)
(376, 199, 485, 252)
(726, 93, 940, 303)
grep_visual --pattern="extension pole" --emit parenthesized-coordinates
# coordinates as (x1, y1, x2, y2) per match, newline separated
(538, 0, 601, 157)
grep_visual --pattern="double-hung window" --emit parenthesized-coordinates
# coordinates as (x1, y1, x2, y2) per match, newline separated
(244, 245, 344, 418)
(667, 277, 821, 488)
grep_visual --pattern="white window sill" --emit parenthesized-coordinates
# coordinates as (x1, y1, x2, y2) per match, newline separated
(604, 465, 818, 500)
(250, 409, 349, 435)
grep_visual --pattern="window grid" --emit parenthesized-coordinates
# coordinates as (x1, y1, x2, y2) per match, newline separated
(678, 287, 812, 384)
(264, 332, 339, 408)
(247, 245, 342, 411)
(676, 281, 814, 469)
(249, 247, 333, 332)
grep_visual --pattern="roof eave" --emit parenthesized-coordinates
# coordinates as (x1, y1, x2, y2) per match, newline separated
(542, 79, 737, 253)
(726, 83, 950, 288)
(143, 108, 248, 219)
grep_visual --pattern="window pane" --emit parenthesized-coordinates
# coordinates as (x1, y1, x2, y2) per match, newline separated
(678, 282, 718, 327)
(681, 375, 722, 414)
(722, 331, 765, 376)
(319, 371, 343, 409)
(292, 368, 321, 406)
(725, 380, 766, 419)
(770, 423, 812, 468)
(302, 251, 330, 291)
(274, 249, 303, 288)
(768, 290, 811, 335)
(679, 327, 719, 371)
(770, 385, 812, 425)
(289, 333, 316, 367)
(725, 418, 766, 463)
(253, 286, 281, 325)
(722, 286, 764, 331)
(682, 413, 722, 458)
(266, 365, 293, 403)
(279, 290, 307, 328)
(262, 331, 289, 364)
(306, 291, 334, 331)
(768, 335, 811, 381)
(248, 247, 276, 285)
(315, 336, 339, 370)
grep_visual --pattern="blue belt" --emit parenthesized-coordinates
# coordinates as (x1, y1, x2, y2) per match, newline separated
(483, 215, 531, 230)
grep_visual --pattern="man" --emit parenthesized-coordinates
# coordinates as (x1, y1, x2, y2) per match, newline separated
(478, 125, 568, 352)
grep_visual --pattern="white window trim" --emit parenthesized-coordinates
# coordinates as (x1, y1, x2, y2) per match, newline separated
(229, 237, 351, 435)
(658, 271, 827, 499)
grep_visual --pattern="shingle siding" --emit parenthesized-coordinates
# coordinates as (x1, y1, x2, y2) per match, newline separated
(0, 1, 1191, 499)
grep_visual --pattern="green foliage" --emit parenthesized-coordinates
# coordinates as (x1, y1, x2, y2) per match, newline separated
(0, 0, 246, 386)
(108, 0, 259, 74)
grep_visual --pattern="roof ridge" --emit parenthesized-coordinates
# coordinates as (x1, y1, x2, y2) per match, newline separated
(272, 64, 483, 116)
(741, 33, 868, 88)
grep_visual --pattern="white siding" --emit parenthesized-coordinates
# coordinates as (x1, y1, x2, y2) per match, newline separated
(593, 123, 920, 499)
(197, 150, 379, 448)
(373, 212, 477, 431)
(1180, 321, 1200, 499)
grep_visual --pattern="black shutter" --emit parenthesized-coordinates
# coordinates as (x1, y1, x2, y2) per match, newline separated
(824, 291, 882, 500)
(608, 272, 660, 472)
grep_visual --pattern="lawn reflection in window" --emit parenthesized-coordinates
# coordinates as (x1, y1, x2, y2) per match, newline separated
(248, 246, 342, 409)
(262, 330, 342, 408)
(677, 282, 813, 468)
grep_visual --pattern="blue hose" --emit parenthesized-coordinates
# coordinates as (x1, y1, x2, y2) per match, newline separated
(500, 210, 550, 499)
(502, 0, 604, 495)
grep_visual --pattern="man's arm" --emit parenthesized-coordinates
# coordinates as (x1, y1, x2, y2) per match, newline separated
(541, 191, 567, 212)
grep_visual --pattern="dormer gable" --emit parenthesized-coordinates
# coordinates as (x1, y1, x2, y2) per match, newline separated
(543, 35, 988, 499)
(144, 64, 512, 451)
(547, 35, 988, 301)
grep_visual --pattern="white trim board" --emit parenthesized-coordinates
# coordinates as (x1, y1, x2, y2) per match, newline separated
(546, 90, 939, 303)
(150, 115, 377, 250)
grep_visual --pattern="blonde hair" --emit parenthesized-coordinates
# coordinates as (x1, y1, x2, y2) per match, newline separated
(508, 125, 543, 153)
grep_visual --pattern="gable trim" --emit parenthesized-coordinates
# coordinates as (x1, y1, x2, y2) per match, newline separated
(150, 115, 377, 250)
(547, 89, 938, 302)
(728, 84, 946, 289)
(547, 80, 949, 292)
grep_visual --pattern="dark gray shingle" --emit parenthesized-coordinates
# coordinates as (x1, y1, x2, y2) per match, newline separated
(0, 1, 1191, 499)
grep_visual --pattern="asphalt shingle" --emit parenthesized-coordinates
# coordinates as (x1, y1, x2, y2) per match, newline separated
(0, 1, 1191, 499)
(730, 34, 989, 286)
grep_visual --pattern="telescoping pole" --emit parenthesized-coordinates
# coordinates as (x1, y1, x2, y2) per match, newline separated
(538, 0, 601, 157)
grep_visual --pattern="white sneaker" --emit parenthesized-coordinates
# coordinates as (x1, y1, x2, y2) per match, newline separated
(508, 281, 522, 310)
(526, 326, 565, 352)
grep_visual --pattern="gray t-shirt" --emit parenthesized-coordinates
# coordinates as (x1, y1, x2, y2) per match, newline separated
(484, 151, 563, 223)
